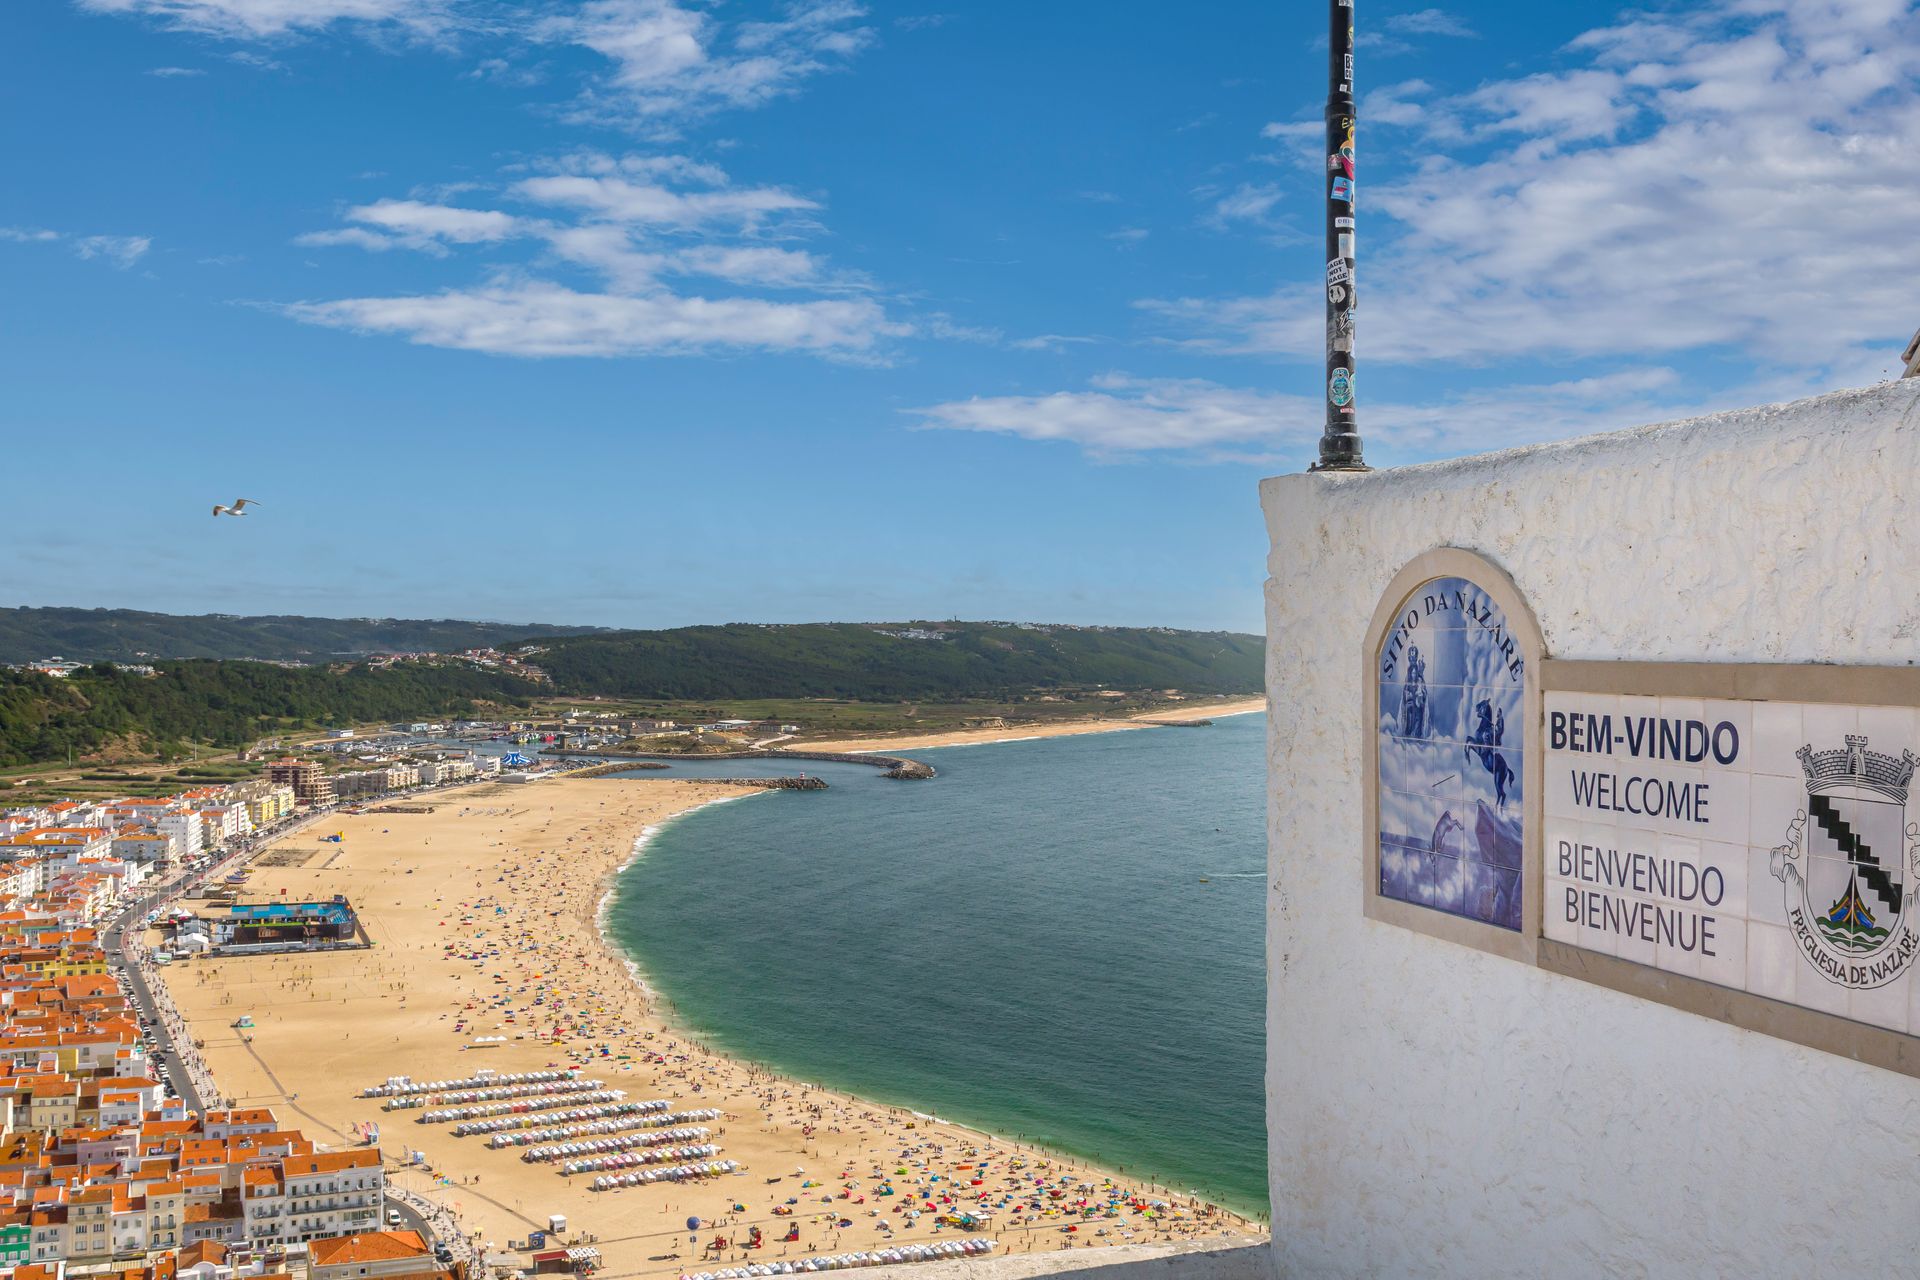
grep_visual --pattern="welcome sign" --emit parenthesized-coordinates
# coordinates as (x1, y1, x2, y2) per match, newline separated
(1545, 690, 1920, 1030)
(1366, 548, 1920, 1074)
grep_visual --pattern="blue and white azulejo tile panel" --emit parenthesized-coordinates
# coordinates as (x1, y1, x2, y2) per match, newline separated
(1377, 575, 1527, 931)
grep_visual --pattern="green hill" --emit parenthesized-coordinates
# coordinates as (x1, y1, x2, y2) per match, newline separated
(0, 661, 539, 768)
(534, 622, 1263, 700)
(0, 615, 1263, 770)
(0, 607, 601, 665)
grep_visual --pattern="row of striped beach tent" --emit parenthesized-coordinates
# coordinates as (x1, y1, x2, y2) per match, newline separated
(525, 1125, 710, 1164)
(592, 1159, 738, 1190)
(363, 1070, 574, 1098)
(453, 1100, 668, 1137)
(488, 1108, 722, 1148)
(385, 1078, 608, 1111)
(561, 1142, 719, 1176)
(424, 1091, 627, 1125)
(683, 1240, 994, 1277)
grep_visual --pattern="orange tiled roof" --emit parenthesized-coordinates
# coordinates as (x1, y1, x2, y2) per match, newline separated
(308, 1231, 429, 1267)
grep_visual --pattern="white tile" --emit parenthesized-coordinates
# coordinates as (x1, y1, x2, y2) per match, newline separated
(1658, 696, 1707, 738)
(1696, 917, 1746, 992)
(1577, 894, 1621, 957)
(1701, 841, 1748, 920)
(1614, 902, 1659, 968)
(1544, 823, 1586, 883)
(1793, 948, 1851, 1017)
(1747, 922, 1797, 1002)
(1699, 767, 1749, 846)
(1656, 916, 1705, 979)
(1616, 695, 1661, 750)
(1543, 758, 1579, 822)
(1857, 704, 1919, 757)
(1660, 833, 1702, 875)
(1802, 701, 1859, 750)
(1543, 876, 1580, 946)
(1746, 842, 1791, 926)
(1850, 978, 1908, 1032)
(1631, 761, 1708, 842)
(1604, 820, 1659, 866)
(1749, 773, 1808, 865)
(1546, 693, 1620, 758)
(1702, 699, 1752, 772)
(1749, 701, 1805, 778)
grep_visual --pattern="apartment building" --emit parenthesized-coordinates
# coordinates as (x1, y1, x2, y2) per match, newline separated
(242, 1151, 384, 1247)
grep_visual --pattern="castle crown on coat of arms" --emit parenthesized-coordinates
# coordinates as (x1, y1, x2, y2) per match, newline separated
(1798, 734, 1918, 801)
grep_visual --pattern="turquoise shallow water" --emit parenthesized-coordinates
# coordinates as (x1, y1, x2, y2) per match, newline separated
(603, 715, 1269, 1216)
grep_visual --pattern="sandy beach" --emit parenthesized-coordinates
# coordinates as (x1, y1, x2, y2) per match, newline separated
(794, 698, 1265, 753)
(163, 745, 1266, 1277)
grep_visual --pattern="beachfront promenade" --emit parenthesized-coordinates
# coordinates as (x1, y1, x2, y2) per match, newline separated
(136, 770, 1266, 1278)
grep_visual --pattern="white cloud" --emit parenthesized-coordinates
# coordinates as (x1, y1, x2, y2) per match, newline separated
(295, 226, 411, 252)
(75, 0, 451, 40)
(80, 0, 874, 131)
(283, 281, 902, 358)
(350, 198, 523, 243)
(285, 152, 898, 358)
(1009, 333, 1099, 353)
(914, 374, 1318, 455)
(537, 0, 872, 126)
(4, 227, 151, 268)
(511, 174, 817, 230)
(1384, 8, 1476, 38)
(1203, 183, 1285, 230)
(669, 244, 824, 287)
(1160, 0, 1920, 377)
(911, 367, 1717, 462)
(924, 314, 1002, 345)
(146, 64, 207, 75)
(73, 234, 154, 267)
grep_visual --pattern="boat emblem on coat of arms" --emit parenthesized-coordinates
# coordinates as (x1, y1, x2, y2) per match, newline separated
(1771, 735, 1920, 989)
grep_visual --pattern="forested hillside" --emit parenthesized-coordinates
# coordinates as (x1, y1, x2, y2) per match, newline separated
(0, 616, 1263, 768)
(535, 622, 1263, 700)
(0, 662, 538, 767)
(0, 607, 599, 664)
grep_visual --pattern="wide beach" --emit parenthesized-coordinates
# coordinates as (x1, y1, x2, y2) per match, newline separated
(164, 750, 1266, 1276)
(793, 698, 1264, 753)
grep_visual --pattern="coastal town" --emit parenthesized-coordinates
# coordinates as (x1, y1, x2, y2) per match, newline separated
(0, 703, 1266, 1280)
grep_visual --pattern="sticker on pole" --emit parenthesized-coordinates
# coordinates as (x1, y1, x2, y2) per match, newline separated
(1332, 176, 1353, 203)
(1329, 367, 1354, 407)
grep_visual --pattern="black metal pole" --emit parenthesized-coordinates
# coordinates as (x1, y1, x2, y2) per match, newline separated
(1313, 0, 1366, 471)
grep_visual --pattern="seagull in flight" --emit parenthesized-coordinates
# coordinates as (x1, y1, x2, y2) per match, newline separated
(212, 498, 262, 517)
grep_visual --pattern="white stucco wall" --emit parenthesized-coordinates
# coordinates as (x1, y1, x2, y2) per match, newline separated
(1261, 379, 1920, 1278)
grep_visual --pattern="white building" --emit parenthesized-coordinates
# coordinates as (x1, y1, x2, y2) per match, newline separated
(1261, 380, 1920, 1276)
(243, 1150, 385, 1247)
(157, 812, 205, 861)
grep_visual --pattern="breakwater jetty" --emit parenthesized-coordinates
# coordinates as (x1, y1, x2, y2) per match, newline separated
(562, 760, 670, 779)
(545, 748, 935, 780)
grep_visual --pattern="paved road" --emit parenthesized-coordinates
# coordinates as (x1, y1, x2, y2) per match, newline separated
(101, 814, 323, 1114)
(98, 801, 482, 1260)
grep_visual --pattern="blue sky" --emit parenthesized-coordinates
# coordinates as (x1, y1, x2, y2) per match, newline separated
(5, 0, 1917, 634)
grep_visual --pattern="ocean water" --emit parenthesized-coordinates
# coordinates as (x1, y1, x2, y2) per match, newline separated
(602, 715, 1269, 1216)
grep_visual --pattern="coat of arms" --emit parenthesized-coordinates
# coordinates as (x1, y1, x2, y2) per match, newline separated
(1771, 734, 1920, 988)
